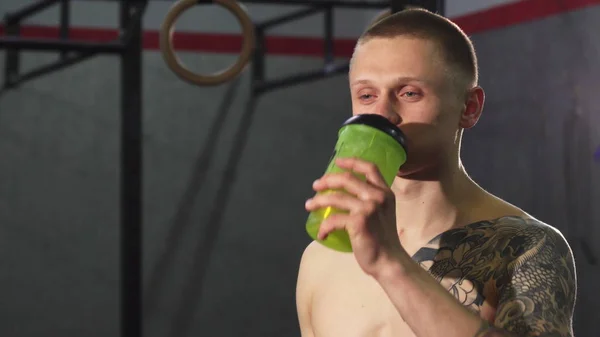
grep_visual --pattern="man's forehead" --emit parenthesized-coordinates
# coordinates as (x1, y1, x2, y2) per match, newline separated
(350, 37, 447, 84)
(349, 58, 443, 87)
(355, 35, 439, 55)
(354, 38, 442, 67)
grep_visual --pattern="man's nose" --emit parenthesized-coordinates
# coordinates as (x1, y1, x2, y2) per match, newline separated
(372, 97, 401, 125)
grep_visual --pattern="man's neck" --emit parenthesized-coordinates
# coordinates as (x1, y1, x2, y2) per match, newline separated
(391, 161, 484, 244)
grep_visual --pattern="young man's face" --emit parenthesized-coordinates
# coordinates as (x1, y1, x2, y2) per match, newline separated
(349, 36, 467, 177)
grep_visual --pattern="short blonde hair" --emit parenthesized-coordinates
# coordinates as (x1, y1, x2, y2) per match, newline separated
(358, 8, 478, 89)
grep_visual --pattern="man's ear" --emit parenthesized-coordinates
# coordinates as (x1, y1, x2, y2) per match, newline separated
(459, 86, 485, 129)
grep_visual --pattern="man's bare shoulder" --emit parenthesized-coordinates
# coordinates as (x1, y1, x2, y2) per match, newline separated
(297, 239, 364, 292)
(298, 240, 344, 276)
(303, 239, 336, 258)
(297, 241, 338, 337)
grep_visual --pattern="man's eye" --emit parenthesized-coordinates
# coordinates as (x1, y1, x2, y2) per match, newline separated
(360, 94, 374, 99)
(401, 91, 422, 100)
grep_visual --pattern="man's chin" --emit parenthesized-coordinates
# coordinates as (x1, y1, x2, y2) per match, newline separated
(395, 163, 441, 181)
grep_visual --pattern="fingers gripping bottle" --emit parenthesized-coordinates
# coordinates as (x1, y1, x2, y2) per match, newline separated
(305, 114, 407, 253)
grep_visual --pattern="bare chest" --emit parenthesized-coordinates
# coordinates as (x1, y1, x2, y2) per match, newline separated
(310, 252, 498, 337)
(311, 269, 410, 337)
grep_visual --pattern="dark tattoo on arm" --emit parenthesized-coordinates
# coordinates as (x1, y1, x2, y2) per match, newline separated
(494, 221, 577, 337)
(411, 216, 576, 337)
(474, 320, 493, 337)
(474, 320, 517, 337)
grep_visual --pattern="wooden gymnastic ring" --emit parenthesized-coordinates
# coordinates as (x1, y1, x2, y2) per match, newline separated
(160, 0, 255, 86)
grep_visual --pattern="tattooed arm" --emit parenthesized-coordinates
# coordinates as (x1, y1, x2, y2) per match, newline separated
(487, 226, 577, 337)
(374, 220, 577, 337)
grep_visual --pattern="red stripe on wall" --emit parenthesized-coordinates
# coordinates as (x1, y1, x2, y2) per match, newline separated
(454, 0, 600, 34)
(1, 0, 599, 57)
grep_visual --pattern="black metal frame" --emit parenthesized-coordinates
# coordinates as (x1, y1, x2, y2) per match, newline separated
(0, 1, 444, 337)
(0, 1, 147, 337)
(250, 0, 444, 96)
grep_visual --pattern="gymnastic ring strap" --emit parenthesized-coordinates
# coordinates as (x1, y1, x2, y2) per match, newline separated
(160, 0, 256, 86)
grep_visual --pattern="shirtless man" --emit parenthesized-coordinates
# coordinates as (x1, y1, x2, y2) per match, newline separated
(297, 8, 577, 337)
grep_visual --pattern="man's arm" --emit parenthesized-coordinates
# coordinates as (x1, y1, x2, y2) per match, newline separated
(374, 224, 577, 337)
(492, 227, 577, 337)
(296, 243, 318, 337)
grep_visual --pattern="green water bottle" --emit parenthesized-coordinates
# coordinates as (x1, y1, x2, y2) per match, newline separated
(305, 114, 407, 252)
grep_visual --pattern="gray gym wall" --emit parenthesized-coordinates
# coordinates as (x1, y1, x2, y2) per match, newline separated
(0, 1, 598, 337)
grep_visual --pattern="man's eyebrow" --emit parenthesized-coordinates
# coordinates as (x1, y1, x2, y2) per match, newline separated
(350, 77, 428, 87)
(350, 79, 373, 87)
(394, 76, 428, 84)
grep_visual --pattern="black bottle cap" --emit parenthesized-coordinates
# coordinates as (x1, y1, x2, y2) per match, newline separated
(342, 114, 407, 149)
